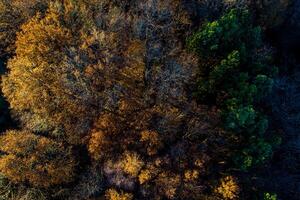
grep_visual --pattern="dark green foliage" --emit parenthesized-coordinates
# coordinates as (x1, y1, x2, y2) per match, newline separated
(224, 105, 257, 132)
(187, 9, 262, 57)
(254, 75, 274, 100)
(187, 9, 280, 170)
(234, 137, 276, 171)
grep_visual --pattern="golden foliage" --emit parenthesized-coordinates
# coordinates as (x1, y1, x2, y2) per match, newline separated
(140, 130, 163, 156)
(138, 169, 152, 184)
(1, 1, 99, 144)
(15, 12, 71, 64)
(88, 130, 110, 161)
(138, 163, 159, 184)
(1, 5, 73, 129)
(0, 130, 76, 187)
(2, 0, 148, 145)
(215, 176, 240, 200)
(105, 189, 133, 200)
(87, 113, 122, 161)
(184, 169, 199, 182)
(0, 0, 48, 54)
(121, 151, 144, 177)
(122, 40, 146, 84)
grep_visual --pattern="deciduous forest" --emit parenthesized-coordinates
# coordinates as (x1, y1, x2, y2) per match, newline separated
(0, 0, 299, 199)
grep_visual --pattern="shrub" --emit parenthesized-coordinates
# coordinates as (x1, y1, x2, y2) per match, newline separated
(184, 169, 199, 182)
(138, 169, 152, 184)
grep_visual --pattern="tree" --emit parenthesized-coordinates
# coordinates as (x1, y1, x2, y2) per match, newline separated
(2, 1, 147, 144)
(187, 8, 279, 170)
(0, 130, 76, 187)
(187, 9, 261, 57)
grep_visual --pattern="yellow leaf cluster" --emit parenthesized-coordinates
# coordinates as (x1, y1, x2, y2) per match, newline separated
(215, 176, 240, 200)
(121, 151, 144, 177)
(105, 189, 133, 200)
(138, 163, 159, 185)
(184, 169, 199, 182)
(138, 169, 152, 184)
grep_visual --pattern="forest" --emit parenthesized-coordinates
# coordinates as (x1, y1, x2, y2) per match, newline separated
(0, 0, 299, 199)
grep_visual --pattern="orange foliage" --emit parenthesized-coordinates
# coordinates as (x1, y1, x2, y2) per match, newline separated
(0, 130, 76, 187)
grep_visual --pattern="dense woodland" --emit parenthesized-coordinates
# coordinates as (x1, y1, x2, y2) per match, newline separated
(0, 0, 299, 199)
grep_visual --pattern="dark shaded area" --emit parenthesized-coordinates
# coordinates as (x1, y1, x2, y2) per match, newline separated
(0, 58, 14, 133)
(261, 0, 300, 199)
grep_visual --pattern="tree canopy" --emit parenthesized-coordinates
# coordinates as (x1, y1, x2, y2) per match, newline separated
(0, 1, 286, 199)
